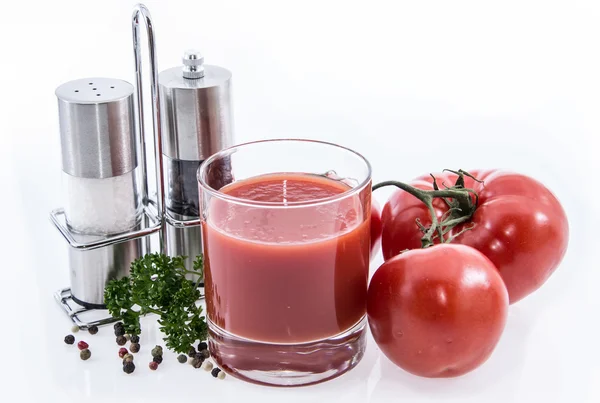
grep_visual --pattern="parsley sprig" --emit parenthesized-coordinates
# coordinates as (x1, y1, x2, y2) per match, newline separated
(104, 253, 207, 353)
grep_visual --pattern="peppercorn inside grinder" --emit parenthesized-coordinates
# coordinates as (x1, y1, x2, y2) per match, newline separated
(160, 50, 234, 279)
(51, 78, 162, 329)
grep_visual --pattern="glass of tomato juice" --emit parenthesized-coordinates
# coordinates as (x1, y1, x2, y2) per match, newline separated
(197, 139, 372, 386)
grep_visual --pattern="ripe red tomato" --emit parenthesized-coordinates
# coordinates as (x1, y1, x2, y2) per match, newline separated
(370, 199, 383, 260)
(367, 244, 509, 378)
(381, 170, 569, 303)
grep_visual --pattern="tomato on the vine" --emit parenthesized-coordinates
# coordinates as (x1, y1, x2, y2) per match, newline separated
(368, 244, 508, 378)
(380, 170, 568, 303)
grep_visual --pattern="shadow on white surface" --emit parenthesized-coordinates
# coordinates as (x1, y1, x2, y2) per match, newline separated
(366, 305, 535, 403)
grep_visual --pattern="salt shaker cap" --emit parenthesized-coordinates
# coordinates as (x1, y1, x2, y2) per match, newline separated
(56, 78, 137, 179)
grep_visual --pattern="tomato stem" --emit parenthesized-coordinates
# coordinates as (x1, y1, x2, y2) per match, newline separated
(373, 170, 479, 248)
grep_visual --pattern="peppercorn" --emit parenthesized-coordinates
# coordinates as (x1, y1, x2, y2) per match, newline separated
(114, 326, 125, 337)
(118, 348, 128, 358)
(130, 335, 140, 344)
(80, 349, 91, 361)
(130, 343, 140, 353)
(191, 357, 203, 368)
(217, 371, 226, 380)
(77, 341, 89, 350)
(151, 346, 163, 358)
(211, 367, 221, 378)
(199, 349, 210, 359)
(88, 325, 98, 335)
(64, 335, 75, 345)
(71, 325, 80, 333)
(149, 361, 158, 371)
(153, 355, 163, 365)
(122, 354, 134, 364)
(123, 361, 135, 374)
(116, 336, 127, 346)
(124, 334, 131, 341)
(177, 354, 187, 364)
(114, 322, 124, 330)
(187, 347, 196, 357)
(197, 341, 208, 351)
(201, 360, 213, 371)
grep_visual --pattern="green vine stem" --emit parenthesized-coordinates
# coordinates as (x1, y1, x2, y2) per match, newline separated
(372, 171, 479, 248)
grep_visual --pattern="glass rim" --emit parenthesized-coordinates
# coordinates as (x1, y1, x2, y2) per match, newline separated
(197, 138, 372, 209)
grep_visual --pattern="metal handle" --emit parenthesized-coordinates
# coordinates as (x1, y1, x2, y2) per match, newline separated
(132, 3, 165, 251)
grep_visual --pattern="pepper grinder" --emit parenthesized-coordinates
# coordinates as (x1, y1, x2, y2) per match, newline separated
(159, 50, 234, 277)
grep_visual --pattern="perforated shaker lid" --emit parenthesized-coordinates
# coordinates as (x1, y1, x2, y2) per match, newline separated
(56, 78, 137, 179)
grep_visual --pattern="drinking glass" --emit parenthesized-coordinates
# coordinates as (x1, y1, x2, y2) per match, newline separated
(198, 139, 372, 386)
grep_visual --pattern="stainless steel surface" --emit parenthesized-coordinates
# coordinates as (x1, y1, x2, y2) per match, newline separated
(56, 78, 136, 179)
(69, 236, 143, 306)
(159, 58, 233, 161)
(182, 49, 205, 79)
(132, 4, 166, 237)
(50, 203, 162, 305)
(164, 217, 203, 281)
(50, 204, 160, 250)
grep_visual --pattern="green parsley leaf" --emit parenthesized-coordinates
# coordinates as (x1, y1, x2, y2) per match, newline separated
(104, 253, 207, 353)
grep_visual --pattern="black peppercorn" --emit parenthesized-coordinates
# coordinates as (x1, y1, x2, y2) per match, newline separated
(211, 367, 221, 377)
(197, 341, 208, 351)
(88, 325, 99, 335)
(177, 354, 187, 364)
(130, 343, 140, 353)
(191, 357, 203, 368)
(123, 361, 135, 374)
(153, 355, 163, 364)
(114, 322, 124, 330)
(116, 335, 127, 346)
(187, 347, 196, 357)
(114, 326, 125, 337)
(80, 349, 91, 361)
(199, 349, 210, 359)
(64, 335, 75, 345)
(130, 335, 140, 344)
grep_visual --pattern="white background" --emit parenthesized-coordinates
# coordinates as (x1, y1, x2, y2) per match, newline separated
(0, 0, 598, 402)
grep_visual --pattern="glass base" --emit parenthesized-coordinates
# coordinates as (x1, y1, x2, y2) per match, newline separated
(208, 316, 367, 387)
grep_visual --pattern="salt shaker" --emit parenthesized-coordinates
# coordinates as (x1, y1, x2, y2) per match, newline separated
(159, 50, 234, 276)
(52, 78, 152, 312)
(57, 78, 141, 235)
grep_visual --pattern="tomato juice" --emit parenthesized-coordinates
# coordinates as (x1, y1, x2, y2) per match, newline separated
(202, 173, 370, 344)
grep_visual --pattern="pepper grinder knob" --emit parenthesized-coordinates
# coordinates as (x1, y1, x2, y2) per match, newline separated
(182, 50, 205, 79)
